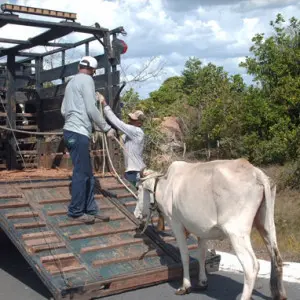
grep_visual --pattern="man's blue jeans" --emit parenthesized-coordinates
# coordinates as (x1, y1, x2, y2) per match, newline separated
(63, 130, 98, 217)
(125, 171, 140, 187)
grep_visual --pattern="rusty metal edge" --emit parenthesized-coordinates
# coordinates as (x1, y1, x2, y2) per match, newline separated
(58, 262, 186, 300)
(0, 174, 113, 185)
(0, 214, 58, 299)
(57, 254, 220, 300)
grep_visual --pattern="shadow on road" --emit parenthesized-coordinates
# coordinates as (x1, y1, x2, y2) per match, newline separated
(167, 272, 272, 300)
(0, 230, 52, 299)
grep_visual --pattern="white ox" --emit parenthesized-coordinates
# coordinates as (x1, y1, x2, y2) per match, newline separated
(134, 159, 287, 300)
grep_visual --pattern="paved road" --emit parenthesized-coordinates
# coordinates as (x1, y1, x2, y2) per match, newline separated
(1, 232, 299, 300)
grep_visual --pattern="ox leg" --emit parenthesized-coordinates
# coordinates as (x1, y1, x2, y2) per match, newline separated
(172, 221, 192, 295)
(254, 191, 287, 300)
(195, 238, 208, 290)
(256, 227, 287, 300)
(227, 232, 259, 300)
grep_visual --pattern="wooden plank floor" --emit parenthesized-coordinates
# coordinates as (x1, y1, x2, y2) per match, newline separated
(0, 174, 204, 300)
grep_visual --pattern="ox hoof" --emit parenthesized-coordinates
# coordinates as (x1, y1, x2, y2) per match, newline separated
(194, 282, 208, 291)
(175, 287, 192, 295)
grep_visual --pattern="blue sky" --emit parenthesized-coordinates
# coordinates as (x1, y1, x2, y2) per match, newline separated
(1, 0, 300, 98)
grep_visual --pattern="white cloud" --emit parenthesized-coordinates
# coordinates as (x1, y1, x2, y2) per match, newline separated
(235, 0, 299, 12)
(0, 0, 299, 98)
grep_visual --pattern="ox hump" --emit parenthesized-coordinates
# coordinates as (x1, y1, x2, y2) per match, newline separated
(214, 159, 256, 183)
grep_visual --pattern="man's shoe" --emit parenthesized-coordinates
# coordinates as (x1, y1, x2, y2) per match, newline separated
(91, 213, 110, 222)
(68, 214, 95, 224)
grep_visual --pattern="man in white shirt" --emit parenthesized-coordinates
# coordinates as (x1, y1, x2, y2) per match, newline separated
(98, 94, 146, 187)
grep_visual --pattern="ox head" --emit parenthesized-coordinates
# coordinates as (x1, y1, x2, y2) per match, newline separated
(133, 169, 161, 220)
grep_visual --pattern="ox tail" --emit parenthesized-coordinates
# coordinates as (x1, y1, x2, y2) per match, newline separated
(255, 169, 287, 300)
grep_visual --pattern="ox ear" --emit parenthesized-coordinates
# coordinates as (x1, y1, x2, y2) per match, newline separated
(141, 169, 153, 179)
(156, 213, 165, 231)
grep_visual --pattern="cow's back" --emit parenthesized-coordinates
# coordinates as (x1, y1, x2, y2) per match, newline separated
(164, 159, 264, 237)
(167, 158, 257, 188)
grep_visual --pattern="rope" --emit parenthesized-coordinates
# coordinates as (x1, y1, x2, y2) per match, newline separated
(103, 134, 137, 199)
(112, 134, 126, 152)
(101, 132, 106, 175)
(97, 93, 137, 199)
(0, 125, 63, 136)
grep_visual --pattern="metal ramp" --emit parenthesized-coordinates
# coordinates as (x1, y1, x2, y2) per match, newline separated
(0, 174, 220, 299)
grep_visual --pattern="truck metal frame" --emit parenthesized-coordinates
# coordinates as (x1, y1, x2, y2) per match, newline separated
(0, 3, 125, 170)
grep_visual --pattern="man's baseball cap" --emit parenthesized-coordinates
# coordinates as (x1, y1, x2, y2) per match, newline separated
(128, 110, 145, 121)
(79, 56, 98, 69)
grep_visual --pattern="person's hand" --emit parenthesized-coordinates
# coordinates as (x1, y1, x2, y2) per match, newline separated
(95, 92, 107, 105)
(106, 128, 116, 138)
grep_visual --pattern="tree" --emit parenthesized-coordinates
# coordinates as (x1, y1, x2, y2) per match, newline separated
(240, 14, 300, 121)
(181, 58, 235, 156)
(120, 88, 140, 119)
(239, 14, 300, 163)
(120, 56, 166, 90)
(144, 76, 186, 117)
